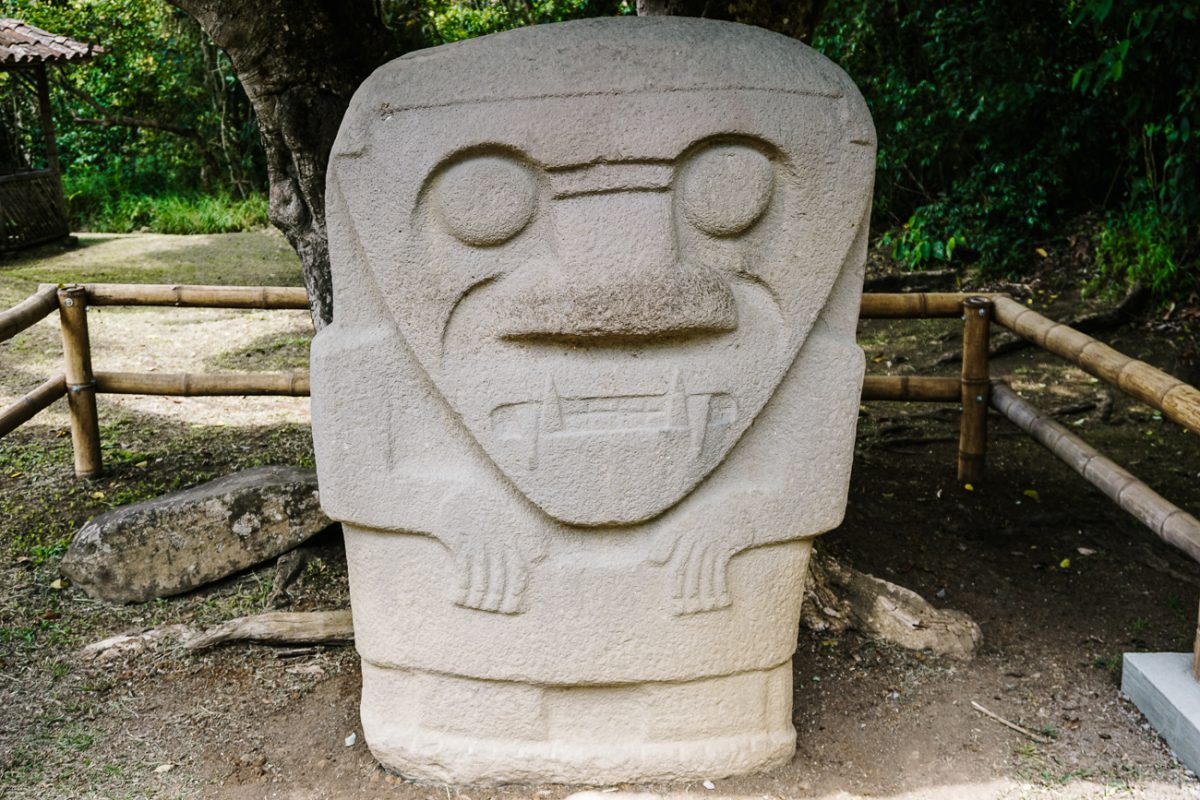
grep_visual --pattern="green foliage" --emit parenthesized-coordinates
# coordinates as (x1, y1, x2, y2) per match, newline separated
(1072, 0, 1199, 294)
(0, 0, 267, 231)
(1095, 203, 1190, 293)
(817, 0, 1198, 294)
(64, 169, 268, 234)
(815, 2, 1097, 274)
(415, 0, 632, 44)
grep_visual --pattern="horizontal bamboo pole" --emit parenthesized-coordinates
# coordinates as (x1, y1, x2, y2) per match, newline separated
(39, 284, 989, 319)
(94, 370, 310, 397)
(991, 382, 1200, 563)
(72, 283, 309, 309)
(993, 295, 1200, 434)
(862, 375, 961, 402)
(0, 285, 58, 343)
(860, 292, 993, 319)
(87, 371, 964, 403)
(90, 370, 955, 403)
(0, 375, 66, 438)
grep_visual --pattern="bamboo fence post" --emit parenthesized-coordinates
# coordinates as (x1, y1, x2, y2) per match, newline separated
(57, 286, 102, 478)
(958, 296, 994, 484)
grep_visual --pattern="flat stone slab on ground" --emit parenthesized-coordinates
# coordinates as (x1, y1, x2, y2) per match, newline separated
(1122, 652, 1200, 774)
(62, 466, 329, 603)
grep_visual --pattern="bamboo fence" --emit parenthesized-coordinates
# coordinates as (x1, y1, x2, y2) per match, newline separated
(3, 280, 1199, 670)
(0, 283, 1197, 568)
(0, 284, 57, 343)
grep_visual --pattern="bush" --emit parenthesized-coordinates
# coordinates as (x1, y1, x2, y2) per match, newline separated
(1096, 205, 1195, 295)
(816, 0, 1199, 294)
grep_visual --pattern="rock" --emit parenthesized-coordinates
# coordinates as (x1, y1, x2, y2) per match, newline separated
(802, 549, 982, 660)
(62, 466, 329, 603)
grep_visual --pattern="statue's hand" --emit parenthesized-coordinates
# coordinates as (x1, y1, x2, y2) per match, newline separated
(650, 532, 739, 614)
(649, 486, 793, 616)
(450, 537, 531, 615)
(436, 488, 541, 615)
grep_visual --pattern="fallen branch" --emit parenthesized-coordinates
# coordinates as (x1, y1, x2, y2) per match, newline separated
(184, 610, 354, 652)
(864, 269, 958, 294)
(971, 700, 1052, 744)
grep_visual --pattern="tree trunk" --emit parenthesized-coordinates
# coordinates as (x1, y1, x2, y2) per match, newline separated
(637, 0, 827, 44)
(166, 0, 394, 329)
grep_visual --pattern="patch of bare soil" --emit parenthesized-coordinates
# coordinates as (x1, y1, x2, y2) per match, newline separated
(3, 233, 1200, 799)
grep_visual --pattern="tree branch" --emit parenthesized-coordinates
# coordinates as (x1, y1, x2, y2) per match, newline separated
(56, 78, 201, 140)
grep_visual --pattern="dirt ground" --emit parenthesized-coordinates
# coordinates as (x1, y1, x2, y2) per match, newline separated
(2, 233, 1200, 799)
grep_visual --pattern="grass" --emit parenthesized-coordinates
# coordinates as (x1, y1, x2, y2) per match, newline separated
(71, 192, 270, 236)
(209, 330, 314, 372)
(63, 168, 269, 236)
(0, 228, 302, 309)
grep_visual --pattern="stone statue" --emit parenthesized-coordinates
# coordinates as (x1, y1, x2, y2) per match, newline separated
(312, 16, 875, 784)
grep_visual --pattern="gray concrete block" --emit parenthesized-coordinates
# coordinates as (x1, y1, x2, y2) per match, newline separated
(1123, 652, 1200, 773)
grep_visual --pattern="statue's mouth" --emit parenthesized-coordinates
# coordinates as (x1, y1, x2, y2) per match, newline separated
(489, 373, 737, 467)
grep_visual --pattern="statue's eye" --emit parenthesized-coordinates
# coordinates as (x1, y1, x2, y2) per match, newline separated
(433, 155, 538, 246)
(677, 144, 774, 237)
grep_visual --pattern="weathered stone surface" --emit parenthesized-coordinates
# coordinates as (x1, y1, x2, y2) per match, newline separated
(313, 16, 875, 783)
(62, 467, 329, 603)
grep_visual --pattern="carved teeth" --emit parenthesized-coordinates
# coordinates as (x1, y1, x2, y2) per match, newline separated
(688, 394, 711, 454)
(666, 371, 689, 431)
(540, 378, 563, 433)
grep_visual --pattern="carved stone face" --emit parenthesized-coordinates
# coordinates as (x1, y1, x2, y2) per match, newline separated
(330, 18, 875, 526)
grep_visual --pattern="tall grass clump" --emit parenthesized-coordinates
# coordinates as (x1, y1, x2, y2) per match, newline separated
(64, 170, 268, 235)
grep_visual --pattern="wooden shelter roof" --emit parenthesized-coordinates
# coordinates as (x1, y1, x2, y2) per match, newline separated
(0, 19, 100, 67)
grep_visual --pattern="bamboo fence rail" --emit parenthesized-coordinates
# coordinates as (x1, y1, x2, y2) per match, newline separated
(860, 375, 960, 402)
(859, 292, 986, 319)
(0, 374, 65, 438)
(81, 371, 946, 402)
(993, 295, 1200, 434)
(991, 382, 1200, 563)
(94, 370, 310, 397)
(0, 284, 57, 343)
(75, 283, 309, 309)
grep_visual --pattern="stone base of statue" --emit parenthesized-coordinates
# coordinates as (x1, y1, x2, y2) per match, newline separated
(347, 529, 814, 783)
(361, 663, 795, 784)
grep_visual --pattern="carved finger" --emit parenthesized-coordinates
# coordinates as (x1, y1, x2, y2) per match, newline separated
(709, 547, 731, 610)
(465, 548, 489, 610)
(498, 548, 527, 615)
(482, 544, 506, 612)
(673, 537, 697, 601)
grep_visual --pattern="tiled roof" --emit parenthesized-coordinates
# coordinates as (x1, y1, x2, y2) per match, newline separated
(0, 18, 100, 66)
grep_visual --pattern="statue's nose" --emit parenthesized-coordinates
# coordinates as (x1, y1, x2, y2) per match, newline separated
(497, 192, 737, 341)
